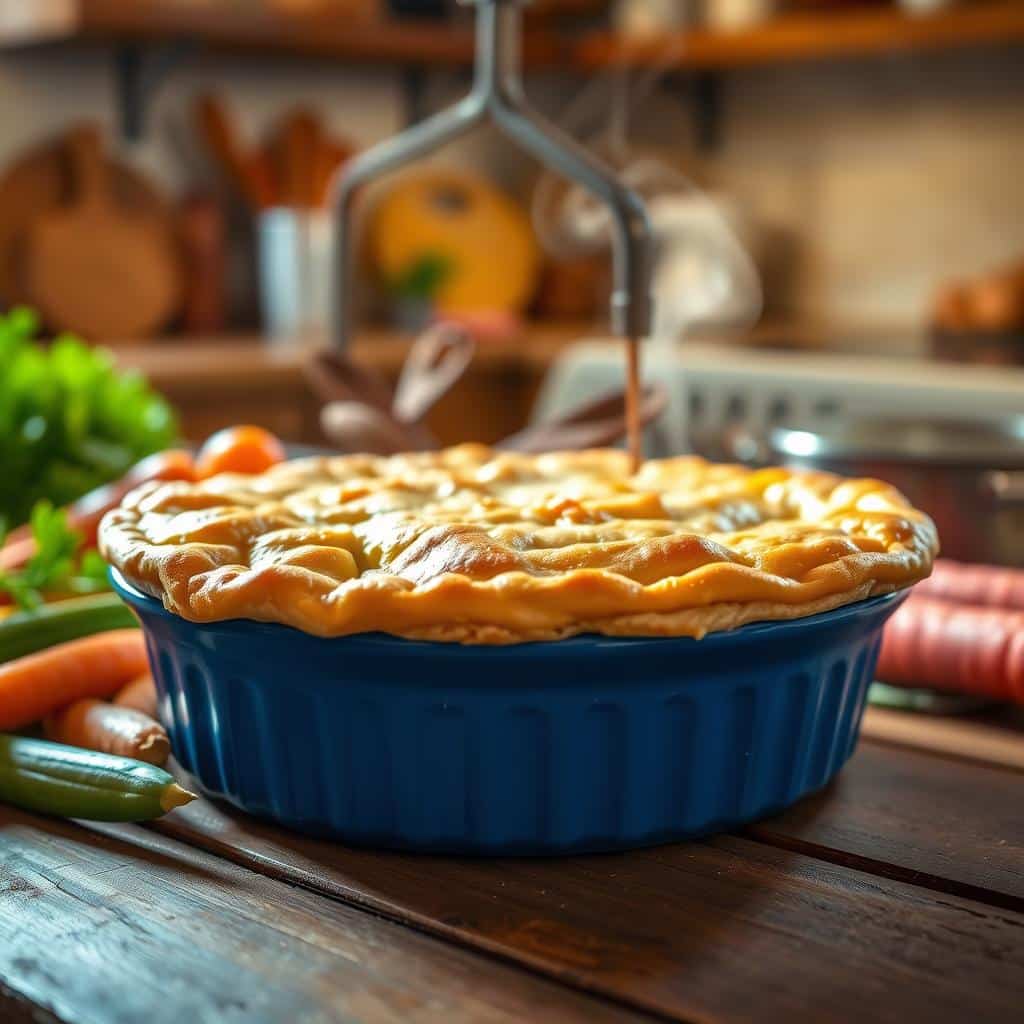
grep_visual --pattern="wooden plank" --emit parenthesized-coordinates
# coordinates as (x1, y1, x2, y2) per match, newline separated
(0, 806, 649, 1024)
(747, 740, 1024, 909)
(576, 0, 1024, 71)
(1, 0, 564, 67)
(150, 795, 1024, 1024)
(861, 705, 1024, 774)
(9, 0, 1024, 71)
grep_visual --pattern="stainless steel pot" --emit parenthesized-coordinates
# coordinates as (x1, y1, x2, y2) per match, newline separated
(717, 417, 1024, 566)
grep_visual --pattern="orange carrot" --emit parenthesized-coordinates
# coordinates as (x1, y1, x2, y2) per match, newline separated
(195, 425, 286, 479)
(0, 629, 148, 730)
(877, 596, 1024, 704)
(44, 699, 170, 766)
(113, 673, 158, 719)
(914, 559, 1024, 612)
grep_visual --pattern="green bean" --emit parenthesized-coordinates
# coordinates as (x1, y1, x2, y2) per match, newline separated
(0, 593, 138, 664)
(0, 734, 194, 821)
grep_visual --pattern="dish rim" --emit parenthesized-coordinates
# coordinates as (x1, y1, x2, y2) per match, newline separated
(111, 567, 907, 656)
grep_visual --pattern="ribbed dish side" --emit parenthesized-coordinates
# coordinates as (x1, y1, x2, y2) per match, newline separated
(134, 591, 892, 854)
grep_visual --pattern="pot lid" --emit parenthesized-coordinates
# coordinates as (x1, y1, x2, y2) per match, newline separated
(765, 417, 1024, 466)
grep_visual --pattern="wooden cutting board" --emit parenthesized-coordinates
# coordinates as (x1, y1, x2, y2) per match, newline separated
(23, 124, 182, 341)
(0, 130, 171, 310)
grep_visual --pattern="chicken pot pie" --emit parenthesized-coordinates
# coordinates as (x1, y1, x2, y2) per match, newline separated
(100, 445, 937, 644)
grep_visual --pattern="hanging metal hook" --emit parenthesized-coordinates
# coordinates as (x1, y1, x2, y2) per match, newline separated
(330, 0, 654, 350)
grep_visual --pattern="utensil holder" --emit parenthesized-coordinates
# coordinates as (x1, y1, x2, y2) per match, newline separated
(258, 207, 332, 342)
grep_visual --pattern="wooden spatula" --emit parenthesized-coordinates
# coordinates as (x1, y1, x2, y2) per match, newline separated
(194, 95, 276, 209)
(313, 137, 353, 207)
(25, 124, 181, 341)
(270, 108, 320, 208)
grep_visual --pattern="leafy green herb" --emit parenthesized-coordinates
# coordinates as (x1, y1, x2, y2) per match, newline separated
(0, 308, 178, 527)
(0, 502, 110, 611)
(386, 252, 453, 301)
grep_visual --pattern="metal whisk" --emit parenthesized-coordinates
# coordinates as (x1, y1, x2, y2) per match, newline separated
(330, 0, 654, 349)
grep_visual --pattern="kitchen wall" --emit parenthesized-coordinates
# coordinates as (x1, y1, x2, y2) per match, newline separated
(1, 40, 1022, 330)
(703, 45, 1024, 325)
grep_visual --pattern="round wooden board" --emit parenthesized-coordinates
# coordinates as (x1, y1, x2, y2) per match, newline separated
(368, 168, 540, 315)
(0, 135, 172, 309)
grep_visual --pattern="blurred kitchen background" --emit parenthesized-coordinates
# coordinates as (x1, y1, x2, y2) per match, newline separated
(1, 0, 1022, 563)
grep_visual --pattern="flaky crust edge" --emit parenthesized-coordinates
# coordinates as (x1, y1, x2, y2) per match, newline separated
(397, 581, 894, 643)
(100, 451, 937, 646)
(104, 528, 927, 645)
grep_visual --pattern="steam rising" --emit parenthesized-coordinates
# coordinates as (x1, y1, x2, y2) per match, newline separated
(531, 63, 763, 346)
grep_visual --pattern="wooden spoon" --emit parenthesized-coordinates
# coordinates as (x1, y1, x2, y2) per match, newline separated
(498, 385, 668, 454)
(320, 401, 421, 456)
(25, 123, 181, 341)
(391, 324, 475, 428)
(305, 349, 397, 414)
(195, 94, 276, 209)
(311, 357, 436, 453)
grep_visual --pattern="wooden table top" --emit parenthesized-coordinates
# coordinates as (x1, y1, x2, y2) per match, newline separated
(2, 712, 1022, 1024)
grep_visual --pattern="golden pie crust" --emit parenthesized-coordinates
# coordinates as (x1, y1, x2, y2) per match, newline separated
(99, 445, 937, 644)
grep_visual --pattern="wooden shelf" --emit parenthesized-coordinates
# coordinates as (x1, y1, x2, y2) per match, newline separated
(576, 1, 1024, 71)
(1, 0, 565, 67)
(13, 1, 1024, 72)
(7, 1, 1023, 103)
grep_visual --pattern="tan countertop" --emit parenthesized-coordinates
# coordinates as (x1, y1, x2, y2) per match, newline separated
(109, 323, 598, 392)
(107, 323, 601, 445)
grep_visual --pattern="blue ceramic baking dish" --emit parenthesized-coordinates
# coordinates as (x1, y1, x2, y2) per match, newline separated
(113, 569, 905, 854)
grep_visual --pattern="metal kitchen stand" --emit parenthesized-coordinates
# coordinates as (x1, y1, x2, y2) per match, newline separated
(330, 0, 654, 350)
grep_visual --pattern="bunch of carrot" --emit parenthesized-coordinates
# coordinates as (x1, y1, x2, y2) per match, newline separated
(877, 560, 1024, 704)
(0, 630, 164, 760)
(0, 425, 286, 776)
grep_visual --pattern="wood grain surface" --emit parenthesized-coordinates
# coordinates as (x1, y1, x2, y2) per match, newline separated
(0, 806, 650, 1024)
(861, 705, 1024, 773)
(148, 783, 1024, 1024)
(749, 740, 1024, 908)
